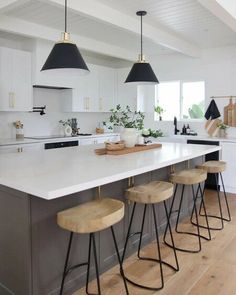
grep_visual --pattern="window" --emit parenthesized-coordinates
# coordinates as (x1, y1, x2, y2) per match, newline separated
(156, 81, 205, 121)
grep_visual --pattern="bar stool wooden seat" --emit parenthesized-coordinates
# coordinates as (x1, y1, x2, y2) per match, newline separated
(193, 160, 231, 230)
(122, 181, 179, 291)
(57, 198, 129, 295)
(164, 169, 211, 254)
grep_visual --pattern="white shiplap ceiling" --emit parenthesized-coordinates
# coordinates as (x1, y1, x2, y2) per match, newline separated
(98, 0, 236, 48)
(1, 0, 236, 60)
(5, 0, 173, 56)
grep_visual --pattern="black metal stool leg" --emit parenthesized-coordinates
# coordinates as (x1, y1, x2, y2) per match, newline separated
(163, 201, 179, 271)
(164, 184, 203, 253)
(85, 234, 92, 294)
(191, 185, 201, 252)
(121, 202, 137, 263)
(175, 185, 185, 233)
(60, 232, 74, 295)
(137, 204, 147, 258)
(122, 201, 179, 291)
(91, 233, 101, 295)
(215, 173, 224, 229)
(199, 184, 211, 240)
(190, 184, 211, 241)
(220, 172, 231, 221)
(190, 184, 201, 221)
(110, 226, 129, 295)
(163, 184, 178, 241)
(198, 172, 231, 230)
(152, 204, 164, 290)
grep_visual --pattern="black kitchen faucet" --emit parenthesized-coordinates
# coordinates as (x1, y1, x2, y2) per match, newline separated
(174, 116, 180, 135)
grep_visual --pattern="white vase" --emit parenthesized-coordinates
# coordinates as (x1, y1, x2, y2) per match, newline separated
(120, 128, 137, 148)
(64, 125, 72, 137)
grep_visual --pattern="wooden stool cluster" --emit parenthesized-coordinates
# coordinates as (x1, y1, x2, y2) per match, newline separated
(57, 160, 231, 294)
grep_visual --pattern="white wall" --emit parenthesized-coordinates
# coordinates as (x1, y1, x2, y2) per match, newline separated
(144, 45, 236, 137)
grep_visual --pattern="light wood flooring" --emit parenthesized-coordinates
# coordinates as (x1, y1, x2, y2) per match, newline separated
(74, 190, 236, 295)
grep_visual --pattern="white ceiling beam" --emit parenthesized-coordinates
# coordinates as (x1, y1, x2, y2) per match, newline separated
(0, 15, 136, 61)
(198, 0, 236, 32)
(40, 0, 201, 58)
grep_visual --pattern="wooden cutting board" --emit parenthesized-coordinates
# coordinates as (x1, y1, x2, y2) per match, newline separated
(205, 118, 221, 136)
(224, 98, 234, 126)
(95, 143, 162, 155)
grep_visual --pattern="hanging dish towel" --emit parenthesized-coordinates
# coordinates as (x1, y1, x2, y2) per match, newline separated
(204, 99, 221, 120)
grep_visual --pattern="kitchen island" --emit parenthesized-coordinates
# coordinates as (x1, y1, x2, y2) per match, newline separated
(0, 143, 220, 295)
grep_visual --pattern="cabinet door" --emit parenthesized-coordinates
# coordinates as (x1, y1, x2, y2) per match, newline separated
(98, 66, 115, 112)
(79, 138, 96, 145)
(0, 47, 32, 112)
(13, 50, 32, 111)
(221, 142, 236, 193)
(0, 143, 43, 154)
(116, 68, 137, 111)
(0, 48, 13, 111)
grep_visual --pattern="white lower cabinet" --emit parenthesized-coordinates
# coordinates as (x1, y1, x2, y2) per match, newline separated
(0, 143, 44, 154)
(80, 135, 119, 146)
(220, 142, 236, 193)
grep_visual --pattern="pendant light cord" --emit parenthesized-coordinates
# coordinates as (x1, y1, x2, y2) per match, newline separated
(65, 0, 67, 33)
(140, 13, 143, 57)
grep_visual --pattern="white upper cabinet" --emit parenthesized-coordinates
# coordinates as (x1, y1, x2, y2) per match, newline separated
(98, 66, 115, 112)
(0, 47, 32, 112)
(61, 64, 115, 112)
(116, 68, 137, 111)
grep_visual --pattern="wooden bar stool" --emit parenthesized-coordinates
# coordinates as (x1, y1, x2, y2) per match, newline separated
(57, 198, 129, 295)
(164, 169, 211, 254)
(122, 181, 179, 291)
(193, 160, 231, 230)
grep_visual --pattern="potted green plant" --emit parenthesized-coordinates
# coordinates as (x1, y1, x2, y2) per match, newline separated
(217, 122, 229, 138)
(154, 105, 164, 121)
(141, 128, 163, 143)
(106, 105, 145, 147)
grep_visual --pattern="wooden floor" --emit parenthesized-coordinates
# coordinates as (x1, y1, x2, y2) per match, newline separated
(74, 190, 236, 295)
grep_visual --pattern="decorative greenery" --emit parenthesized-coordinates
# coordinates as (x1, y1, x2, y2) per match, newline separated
(154, 105, 164, 115)
(217, 122, 229, 130)
(59, 119, 72, 127)
(142, 128, 163, 138)
(107, 104, 145, 130)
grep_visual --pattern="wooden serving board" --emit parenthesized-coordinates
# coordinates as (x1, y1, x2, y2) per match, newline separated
(95, 143, 162, 156)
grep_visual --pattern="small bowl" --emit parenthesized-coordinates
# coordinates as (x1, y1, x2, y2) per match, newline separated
(105, 141, 125, 151)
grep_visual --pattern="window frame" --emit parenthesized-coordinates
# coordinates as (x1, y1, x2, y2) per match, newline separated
(155, 79, 206, 122)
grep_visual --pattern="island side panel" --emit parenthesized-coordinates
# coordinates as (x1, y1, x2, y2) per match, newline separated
(30, 189, 97, 295)
(0, 186, 32, 295)
(0, 157, 204, 295)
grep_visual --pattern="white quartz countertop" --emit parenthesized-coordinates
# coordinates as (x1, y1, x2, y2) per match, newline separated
(0, 142, 220, 200)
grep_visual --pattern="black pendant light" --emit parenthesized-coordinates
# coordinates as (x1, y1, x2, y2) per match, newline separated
(125, 11, 158, 84)
(41, 0, 89, 75)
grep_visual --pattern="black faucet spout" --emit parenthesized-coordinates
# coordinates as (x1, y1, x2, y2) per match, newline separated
(174, 116, 179, 135)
